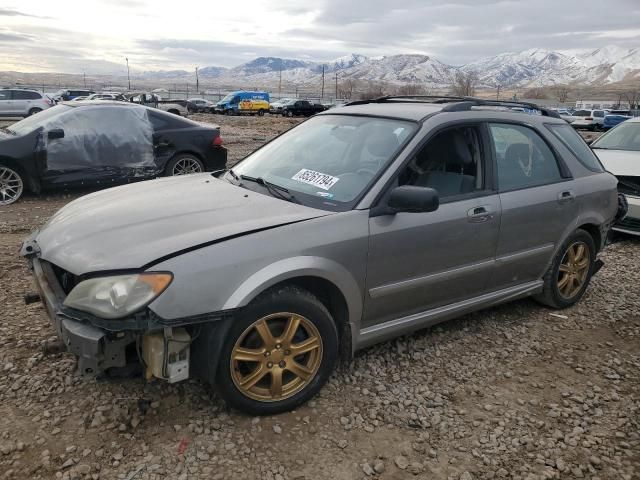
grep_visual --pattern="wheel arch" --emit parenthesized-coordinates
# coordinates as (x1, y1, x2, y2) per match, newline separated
(576, 223, 602, 252)
(222, 257, 362, 358)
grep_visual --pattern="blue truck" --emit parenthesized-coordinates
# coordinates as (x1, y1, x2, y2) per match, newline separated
(215, 91, 270, 116)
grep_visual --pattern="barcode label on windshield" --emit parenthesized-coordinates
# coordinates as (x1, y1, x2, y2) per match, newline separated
(291, 169, 340, 190)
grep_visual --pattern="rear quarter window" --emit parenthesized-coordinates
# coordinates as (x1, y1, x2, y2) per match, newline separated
(546, 123, 604, 172)
(13, 90, 41, 100)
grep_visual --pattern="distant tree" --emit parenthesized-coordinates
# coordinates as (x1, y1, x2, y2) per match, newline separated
(358, 82, 385, 100)
(553, 86, 570, 103)
(338, 79, 355, 100)
(396, 83, 427, 96)
(623, 88, 639, 109)
(450, 71, 478, 97)
(523, 87, 548, 99)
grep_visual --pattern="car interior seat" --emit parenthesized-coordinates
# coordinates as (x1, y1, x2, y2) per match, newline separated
(413, 130, 476, 196)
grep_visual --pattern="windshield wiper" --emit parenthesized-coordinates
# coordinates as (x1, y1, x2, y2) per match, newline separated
(239, 174, 299, 203)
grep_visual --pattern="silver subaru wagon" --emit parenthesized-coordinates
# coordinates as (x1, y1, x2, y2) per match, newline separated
(22, 97, 618, 415)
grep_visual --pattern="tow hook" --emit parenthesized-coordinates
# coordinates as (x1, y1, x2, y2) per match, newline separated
(593, 259, 604, 276)
(24, 292, 42, 305)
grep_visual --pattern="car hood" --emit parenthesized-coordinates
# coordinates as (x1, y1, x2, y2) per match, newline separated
(593, 149, 640, 176)
(33, 175, 333, 274)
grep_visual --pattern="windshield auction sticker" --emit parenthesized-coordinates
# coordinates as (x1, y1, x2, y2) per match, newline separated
(291, 169, 340, 190)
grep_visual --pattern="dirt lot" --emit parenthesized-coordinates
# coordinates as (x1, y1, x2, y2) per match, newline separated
(0, 113, 638, 480)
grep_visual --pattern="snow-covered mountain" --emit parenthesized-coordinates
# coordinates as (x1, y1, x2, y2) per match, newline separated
(464, 46, 640, 87)
(140, 46, 640, 88)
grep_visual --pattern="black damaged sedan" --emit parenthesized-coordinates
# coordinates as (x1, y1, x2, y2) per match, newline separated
(0, 102, 227, 205)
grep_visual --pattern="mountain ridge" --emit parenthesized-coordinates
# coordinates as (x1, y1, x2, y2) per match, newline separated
(135, 45, 640, 88)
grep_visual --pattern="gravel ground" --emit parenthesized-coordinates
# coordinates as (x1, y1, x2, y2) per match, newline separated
(0, 114, 638, 480)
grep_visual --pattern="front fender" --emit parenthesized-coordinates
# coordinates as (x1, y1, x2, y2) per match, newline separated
(222, 256, 363, 333)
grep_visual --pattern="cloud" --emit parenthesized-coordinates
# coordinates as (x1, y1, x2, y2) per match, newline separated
(0, 0, 638, 73)
(0, 8, 44, 18)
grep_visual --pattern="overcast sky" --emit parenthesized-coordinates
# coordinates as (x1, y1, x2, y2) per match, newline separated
(1, 0, 639, 74)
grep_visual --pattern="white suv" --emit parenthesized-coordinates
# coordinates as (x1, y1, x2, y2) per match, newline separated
(570, 109, 608, 131)
(0, 88, 54, 117)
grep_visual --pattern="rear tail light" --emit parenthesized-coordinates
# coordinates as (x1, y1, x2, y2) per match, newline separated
(212, 136, 223, 147)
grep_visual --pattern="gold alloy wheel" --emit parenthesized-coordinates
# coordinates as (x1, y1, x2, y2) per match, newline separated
(230, 313, 323, 402)
(557, 241, 590, 299)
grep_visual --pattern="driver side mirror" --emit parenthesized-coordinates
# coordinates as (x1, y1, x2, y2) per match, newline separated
(388, 186, 439, 213)
(47, 128, 65, 140)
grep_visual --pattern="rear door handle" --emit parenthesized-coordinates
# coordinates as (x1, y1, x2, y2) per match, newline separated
(557, 190, 575, 204)
(467, 205, 493, 223)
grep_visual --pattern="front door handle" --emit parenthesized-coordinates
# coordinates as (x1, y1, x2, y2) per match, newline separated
(467, 205, 494, 223)
(557, 190, 575, 204)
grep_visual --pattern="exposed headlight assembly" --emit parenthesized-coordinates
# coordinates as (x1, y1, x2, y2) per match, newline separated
(63, 273, 172, 319)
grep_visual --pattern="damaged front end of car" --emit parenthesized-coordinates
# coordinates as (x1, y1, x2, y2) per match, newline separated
(20, 235, 229, 382)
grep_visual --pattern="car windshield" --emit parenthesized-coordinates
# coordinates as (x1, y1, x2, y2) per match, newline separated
(229, 114, 417, 211)
(8, 105, 73, 135)
(592, 122, 640, 152)
(573, 110, 590, 116)
(220, 94, 234, 102)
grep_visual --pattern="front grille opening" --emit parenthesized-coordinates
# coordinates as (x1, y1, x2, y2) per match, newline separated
(50, 263, 79, 295)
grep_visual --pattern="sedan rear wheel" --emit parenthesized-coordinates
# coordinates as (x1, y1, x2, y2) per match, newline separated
(165, 154, 204, 176)
(0, 165, 24, 206)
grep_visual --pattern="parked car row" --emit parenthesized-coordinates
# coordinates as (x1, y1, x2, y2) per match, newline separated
(15, 96, 628, 417)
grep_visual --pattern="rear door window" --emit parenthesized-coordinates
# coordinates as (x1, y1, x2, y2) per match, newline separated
(489, 123, 563, 191)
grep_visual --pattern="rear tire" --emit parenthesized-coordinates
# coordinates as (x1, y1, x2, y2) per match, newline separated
(287, 111, 293, 117)
(0, 164, 25, 205)
(534, 229, 596, 309)
(257, 109, 265, 117)
(215, 286, 338, 415)
(164, 154, 204, 176)
(28, 108, 42, 116)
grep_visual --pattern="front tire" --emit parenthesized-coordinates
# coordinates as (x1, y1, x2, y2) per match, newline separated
(164, 154, 204, 176)
(215, 286, 338, 415)
(28, 108, 42, 116)
(286, 110, 293, 117)
(535, 229, 596, 309)
(0, 164, 25, 206)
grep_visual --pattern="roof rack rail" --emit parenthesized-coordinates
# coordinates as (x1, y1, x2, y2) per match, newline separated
(345, 95, 561, 118)
(345, 95, 467, 106)
(441, 97, 561, 118)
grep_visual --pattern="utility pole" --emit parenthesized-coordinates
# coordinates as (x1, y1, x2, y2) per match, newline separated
(335, 72, 338, 100)
(83, 71, 86, 88)
(195, 66, 199, 93)
(496, 84, 501, 101)
(126, 57, 131, 90)
(321, 65, 325, 99)
(278, 67, 282, 98)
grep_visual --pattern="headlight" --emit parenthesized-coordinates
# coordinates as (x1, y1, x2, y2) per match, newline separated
(63, 273, 172, 319)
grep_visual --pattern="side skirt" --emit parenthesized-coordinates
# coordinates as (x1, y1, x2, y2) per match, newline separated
(356, 280, 543, 350)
